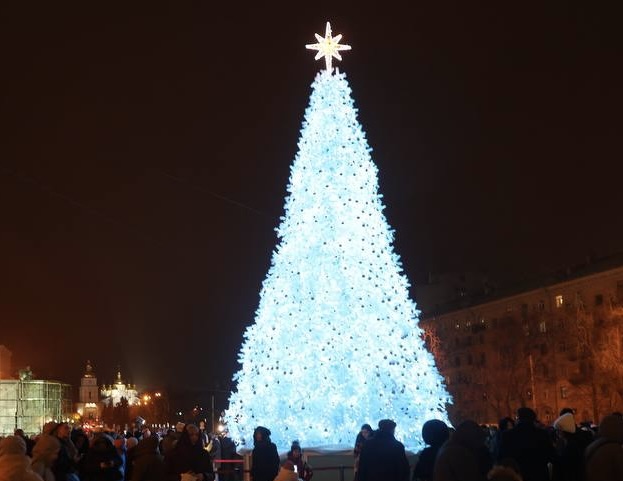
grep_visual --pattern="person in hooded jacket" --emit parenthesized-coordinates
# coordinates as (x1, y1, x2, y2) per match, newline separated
(497, 407, 555, 481)
(584, 414, 623, 481)
(14, 430, 35, 458)
(250, 426, 279, 481)
(412, 419, 450, 481)
(164, 424, 214, 481)
(433, 420, 487, 481)
(71, 429, 89, 463)
(130, 436, 165, 481)
(31, 435, 61, 481)
(80, 433, 123, 481)
(48, 423, 80, 481)
(358, 419, 410, 481)
(353, 424, 373, 481)
(0, 435, 44, 481)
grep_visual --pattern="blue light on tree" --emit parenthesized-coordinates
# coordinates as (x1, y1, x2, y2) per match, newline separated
(225, 23, 451, 451)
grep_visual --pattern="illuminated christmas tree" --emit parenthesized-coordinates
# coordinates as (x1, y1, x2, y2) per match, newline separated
(226, 23, 451, 450)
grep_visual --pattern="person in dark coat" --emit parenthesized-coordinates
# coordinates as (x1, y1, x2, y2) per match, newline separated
(497, 407, 556, 481)
(433, 420, 487, 481)
(14, 429, 35, 457)
(49, 423, 80, 481)
(358, 419, 410, 481)
(584, 414, 623, 481)
(218, 430, 238, 481)
(165, 424, 214, 481)
(250, 426, 279, 481)
(491, 417, 515, 461)
(552, 412, 588, 481)
(353, 424, 373, 481)
(130, 436, 166, 481)
(80, 434, 124, 481)
(413, 419, 450, 481)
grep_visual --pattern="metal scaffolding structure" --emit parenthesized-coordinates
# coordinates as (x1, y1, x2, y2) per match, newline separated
(0, 379, 72, 435)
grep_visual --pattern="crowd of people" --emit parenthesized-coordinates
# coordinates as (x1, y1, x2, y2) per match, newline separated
(0, 420, 238, 481)
(1, 407, 622, 481)
(352, 407, 623, 481)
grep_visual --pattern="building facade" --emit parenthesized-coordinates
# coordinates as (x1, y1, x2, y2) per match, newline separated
(420, 262, 623, 425)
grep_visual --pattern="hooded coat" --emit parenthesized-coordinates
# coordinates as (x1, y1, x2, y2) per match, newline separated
(130, 437, 165, 481)
(164, 428, 213, 481)
(250, 427, 279, 481)
(31, 435, 61, 481)
(584, 415, 623, 481)
(79, 435, 123, 481)
(433, 421, 487, 481)
(413, 420, 449, 481)
(0, 436, 44, 481)
(497, 419, 555, 481)
(358, 427, 410, 481)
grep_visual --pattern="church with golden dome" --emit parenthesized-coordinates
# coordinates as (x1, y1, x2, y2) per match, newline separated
(100, 366, 139, 407)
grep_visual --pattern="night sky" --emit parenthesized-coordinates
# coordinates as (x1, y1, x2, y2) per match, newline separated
(1, 3, 621, 397)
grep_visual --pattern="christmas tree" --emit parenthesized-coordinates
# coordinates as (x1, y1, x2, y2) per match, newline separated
(225, 23, 451, 451)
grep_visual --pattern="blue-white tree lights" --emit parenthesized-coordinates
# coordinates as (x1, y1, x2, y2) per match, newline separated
(225, 23, 451, 451)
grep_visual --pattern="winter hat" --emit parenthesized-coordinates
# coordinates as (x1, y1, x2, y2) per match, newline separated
(596, 414, 623, 442)
(0, 436, 26, 456)
(126, 437, 139, 449)
(453, 420, 486, 450)
(554, 412, 576, 433)
(378, 419, 397, 432)
(422, 419, 450, 447)
(516, 407, 537, 423)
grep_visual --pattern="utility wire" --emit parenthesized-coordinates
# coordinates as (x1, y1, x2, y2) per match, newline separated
(155, 169, 270, 219)
(1, 168, 166, 247)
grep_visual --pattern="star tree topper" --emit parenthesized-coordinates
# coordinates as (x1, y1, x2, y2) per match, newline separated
(306, 22, 351, 72)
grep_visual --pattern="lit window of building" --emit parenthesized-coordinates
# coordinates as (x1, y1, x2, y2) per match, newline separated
(555, 295, 564, 308)
(560, 386, 568, 399)
(539, 321, 547, 333)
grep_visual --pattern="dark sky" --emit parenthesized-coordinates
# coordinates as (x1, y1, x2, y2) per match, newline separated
(1, 2, 621, 394)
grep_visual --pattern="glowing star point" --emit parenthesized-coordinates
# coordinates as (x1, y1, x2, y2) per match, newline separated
(305, 22, 351, 72)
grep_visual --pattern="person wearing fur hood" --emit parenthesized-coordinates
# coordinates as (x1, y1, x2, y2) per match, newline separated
(0, 435, 44, 481)
(31, 435, 61, 481)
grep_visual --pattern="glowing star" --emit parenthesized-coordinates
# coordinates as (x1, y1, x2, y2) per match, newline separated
(306, 22, 351, 72)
